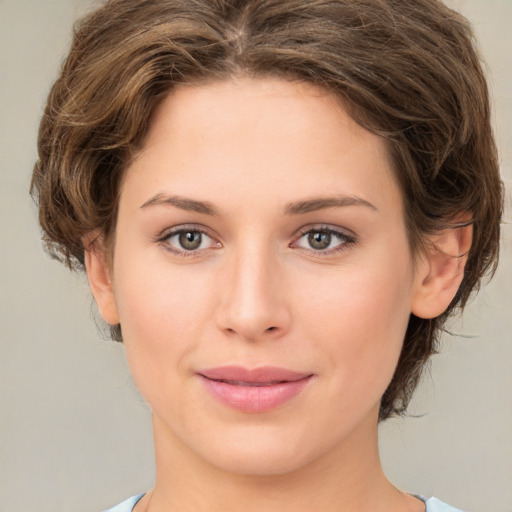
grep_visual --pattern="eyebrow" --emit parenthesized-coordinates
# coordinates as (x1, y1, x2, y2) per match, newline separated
(140, 193, 377, 216)
(140, 194, 219, 215)
(284, 196, 378, 215)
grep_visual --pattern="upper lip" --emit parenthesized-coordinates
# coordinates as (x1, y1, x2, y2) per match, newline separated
(198, 366, 312, 384)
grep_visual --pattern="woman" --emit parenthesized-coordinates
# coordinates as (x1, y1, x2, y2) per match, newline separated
(31, 0, 503, 511)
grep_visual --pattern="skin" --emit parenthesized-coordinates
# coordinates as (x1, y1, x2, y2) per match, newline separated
(85, 77, 470, 512)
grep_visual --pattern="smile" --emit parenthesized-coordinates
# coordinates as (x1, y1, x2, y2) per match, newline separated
(213, 380, 285, 386)
(197, 366, 314, 413)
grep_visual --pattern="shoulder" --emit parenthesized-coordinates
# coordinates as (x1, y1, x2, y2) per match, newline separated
(425, 497, 466, 512)
(102, 494, 145, 512)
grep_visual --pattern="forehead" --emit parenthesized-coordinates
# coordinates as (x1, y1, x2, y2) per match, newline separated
(123, 77, 402, 222)
(144, 77, 388, 160)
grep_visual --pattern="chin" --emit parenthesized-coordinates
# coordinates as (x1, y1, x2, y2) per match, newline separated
(187, 423, 334, 478)
(207, 445, 314, 477)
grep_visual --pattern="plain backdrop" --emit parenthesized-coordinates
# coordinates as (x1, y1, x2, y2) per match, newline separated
(0, 0, 511, 511)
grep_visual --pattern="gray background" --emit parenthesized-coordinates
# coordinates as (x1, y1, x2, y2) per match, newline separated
(0, 0, 510, 511)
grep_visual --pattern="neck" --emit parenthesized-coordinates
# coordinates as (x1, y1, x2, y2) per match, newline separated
(138, 407, 416, 512)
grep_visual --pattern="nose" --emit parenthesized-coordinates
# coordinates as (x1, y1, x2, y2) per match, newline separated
(215, 243, 292, 342)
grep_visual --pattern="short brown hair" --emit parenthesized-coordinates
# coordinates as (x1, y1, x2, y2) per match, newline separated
(31, 0, 503, 420)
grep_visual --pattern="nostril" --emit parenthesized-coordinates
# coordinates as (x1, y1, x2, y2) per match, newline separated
(266, 326, 276, 332)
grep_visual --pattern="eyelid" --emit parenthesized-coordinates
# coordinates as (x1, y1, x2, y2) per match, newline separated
(156, 223, 212, 240)
(290, 224, 357, 255)
(156, 224, 221, 257)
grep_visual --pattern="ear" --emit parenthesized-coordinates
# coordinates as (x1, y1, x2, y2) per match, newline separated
(411, 220, 473, 319)
(83, 232, 120, 325)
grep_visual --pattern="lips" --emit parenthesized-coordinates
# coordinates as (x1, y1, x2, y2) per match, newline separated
(197, 366, 313, 413)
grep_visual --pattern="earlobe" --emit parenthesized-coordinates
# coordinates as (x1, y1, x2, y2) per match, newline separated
(411, 221, 473, 319)
(83, 233, 120, 325)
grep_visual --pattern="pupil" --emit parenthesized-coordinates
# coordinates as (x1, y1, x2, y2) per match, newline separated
(309, 231, 331, 250)
(179, 231, 202, 250)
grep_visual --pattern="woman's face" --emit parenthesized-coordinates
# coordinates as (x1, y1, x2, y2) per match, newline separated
(96, 77, 427, 475)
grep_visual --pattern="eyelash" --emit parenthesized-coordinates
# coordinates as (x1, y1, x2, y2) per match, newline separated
(156, 224, 357, 258)
(292, 225, 357, 256)
(156, 225, 218, 258)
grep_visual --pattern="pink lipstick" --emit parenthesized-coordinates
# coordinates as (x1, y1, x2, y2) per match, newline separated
(197, 366, 313, 413)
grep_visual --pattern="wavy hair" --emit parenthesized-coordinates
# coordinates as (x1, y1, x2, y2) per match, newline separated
(31, 0, 503, 419)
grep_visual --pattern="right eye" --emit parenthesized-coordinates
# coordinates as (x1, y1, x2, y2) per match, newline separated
(159, 227, 220, 256)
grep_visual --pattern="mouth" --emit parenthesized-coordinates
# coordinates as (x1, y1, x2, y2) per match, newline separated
(197, 366, 314, 413)
(207, 379, 290, 387)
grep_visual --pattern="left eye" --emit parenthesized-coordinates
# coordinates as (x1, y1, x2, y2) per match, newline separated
(293, 228, 353, 252)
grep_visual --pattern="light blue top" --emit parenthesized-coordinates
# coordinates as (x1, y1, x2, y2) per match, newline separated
(103, 493, 465, 511)
(103, 494, 144, 511)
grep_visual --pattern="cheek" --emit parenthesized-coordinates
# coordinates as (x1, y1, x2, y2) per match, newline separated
(296, 254, 414, 400)
(111, 254, 215, 391)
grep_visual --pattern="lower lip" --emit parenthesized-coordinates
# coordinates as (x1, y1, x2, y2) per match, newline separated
(199, 375, 313, 413)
